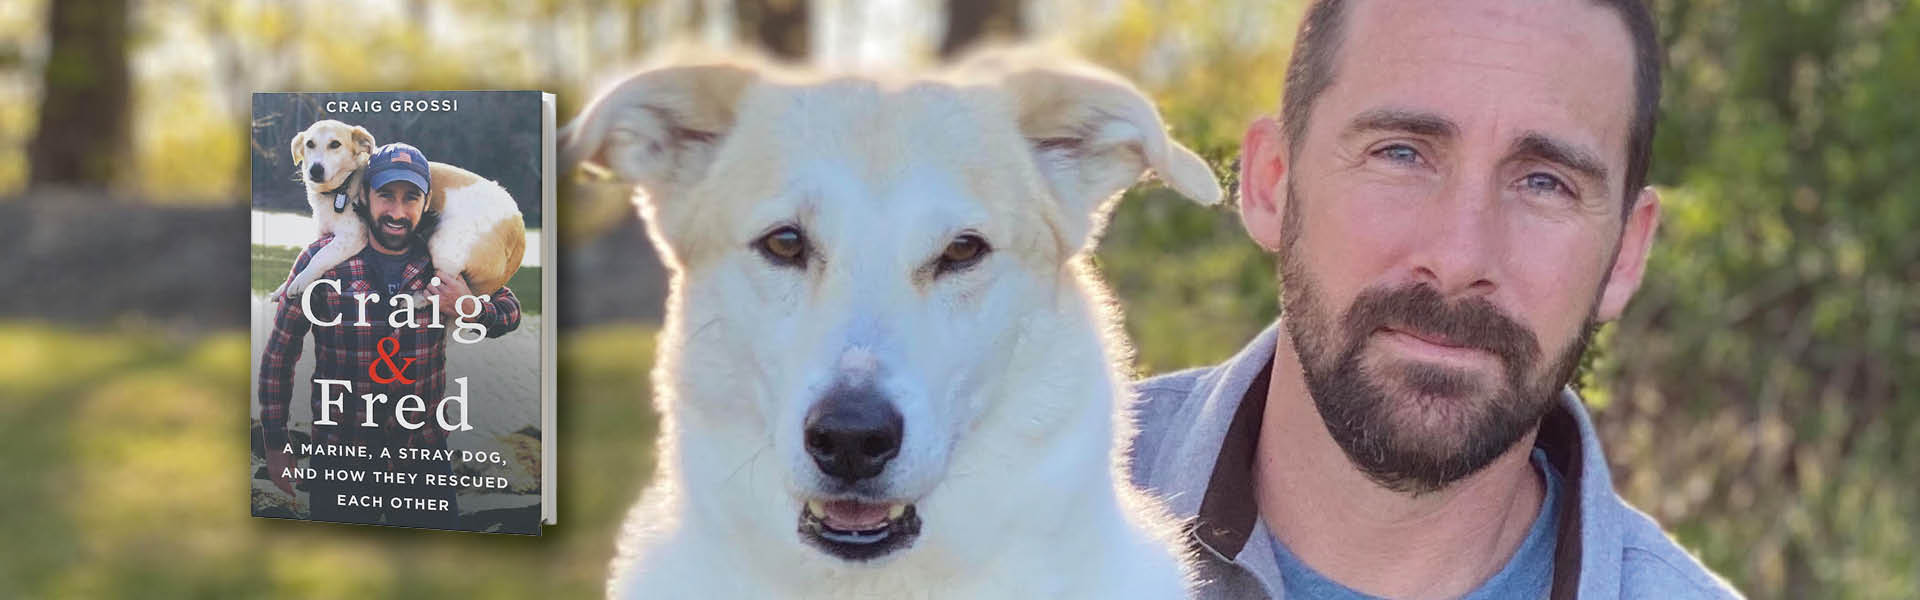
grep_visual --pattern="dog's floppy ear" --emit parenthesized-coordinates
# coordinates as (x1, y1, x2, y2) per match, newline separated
(290, 130, 307, 166)
(983, 52, 1221, 250)
(350, 126, 376, 164)
(560, 62, 758, 196)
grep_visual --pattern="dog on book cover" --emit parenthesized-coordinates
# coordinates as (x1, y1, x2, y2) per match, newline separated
(248, 91, 546, 534)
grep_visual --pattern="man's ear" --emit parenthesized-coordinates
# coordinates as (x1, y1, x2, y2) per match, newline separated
(986, 54, 1222, 251)
(559, 62, 759, 198)
(1239, 116, 1288, 252)
(1596, 186, 1661, 322)
(350, 126, 376, 164)
(289, 131, 307, 166)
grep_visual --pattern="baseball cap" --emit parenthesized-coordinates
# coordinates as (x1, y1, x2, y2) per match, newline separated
(367, 143, 431, 196)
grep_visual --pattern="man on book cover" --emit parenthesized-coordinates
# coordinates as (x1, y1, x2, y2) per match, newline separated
(257, 143, 522, 530)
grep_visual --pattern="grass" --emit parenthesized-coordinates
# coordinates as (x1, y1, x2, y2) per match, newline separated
(0, 322, 658, 599)
(252, 245, 542, 315)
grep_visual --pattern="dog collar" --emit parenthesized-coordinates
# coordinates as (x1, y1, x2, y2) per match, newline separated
(315, 179, 354, 214)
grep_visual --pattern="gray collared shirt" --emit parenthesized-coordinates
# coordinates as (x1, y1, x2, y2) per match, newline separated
(1127, 321, 1743, 599)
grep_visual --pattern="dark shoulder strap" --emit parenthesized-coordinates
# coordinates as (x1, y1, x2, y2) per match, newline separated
(1541, 405, 1586, 600)
(1192, 358, 1273, 559)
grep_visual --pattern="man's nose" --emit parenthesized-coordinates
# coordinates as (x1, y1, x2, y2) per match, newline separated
(1408, 176, 1504, 297)
(803, 384, 902, 483)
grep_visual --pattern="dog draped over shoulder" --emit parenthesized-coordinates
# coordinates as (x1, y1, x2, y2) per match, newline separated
(563, 46, 1220, 599)
(273, 119, 527, 307)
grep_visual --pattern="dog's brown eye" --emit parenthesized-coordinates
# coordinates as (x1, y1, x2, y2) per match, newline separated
(329, 140, 340, 149)
(306, 140, 315, 149)
(935, 234, 989, 275)
(756, 226, 807, 267)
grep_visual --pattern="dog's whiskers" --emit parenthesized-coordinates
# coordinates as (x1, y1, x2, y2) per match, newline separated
(684, 315, 725, 344)
(723, 441, 772, 487)
(685, 315, 785, 388)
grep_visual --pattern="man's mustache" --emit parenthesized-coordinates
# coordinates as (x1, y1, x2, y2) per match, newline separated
(1341, 284, 1542, 372)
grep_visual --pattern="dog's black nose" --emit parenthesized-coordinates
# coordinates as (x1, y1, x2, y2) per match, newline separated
(308, 163, 324, 182)
(803, 386, 902, 483)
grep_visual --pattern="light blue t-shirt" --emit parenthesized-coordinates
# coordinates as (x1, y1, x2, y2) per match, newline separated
(1271, 448, 1564, 599)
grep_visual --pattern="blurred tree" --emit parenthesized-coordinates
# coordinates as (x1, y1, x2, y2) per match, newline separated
(737, 0, 809, 59)
(940, 0, 1024, 59)
(199, 1, 299, 196)
(630, 0, 661, 58)
(27, 0, 130, 191)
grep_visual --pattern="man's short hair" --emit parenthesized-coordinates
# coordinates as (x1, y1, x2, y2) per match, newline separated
(1279, 0, 1662, 217)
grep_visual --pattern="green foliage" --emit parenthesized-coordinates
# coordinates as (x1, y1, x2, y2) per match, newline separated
(251, 244, 299, 294)
(1590, 1, 1920, 596)
(503, 267, 544, 317)
(1097, 167, 1278, 375)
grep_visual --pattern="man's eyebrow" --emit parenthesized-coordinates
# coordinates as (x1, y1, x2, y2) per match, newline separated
(1510, 132, 1609, 184)
(1342, 108, 1459, 139)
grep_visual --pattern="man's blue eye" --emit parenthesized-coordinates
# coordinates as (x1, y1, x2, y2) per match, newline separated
(1523, 172, 1567, 195)
(1375, 144, 1420, 164)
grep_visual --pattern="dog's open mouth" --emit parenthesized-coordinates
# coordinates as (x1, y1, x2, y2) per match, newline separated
(797, 499, 921, 561)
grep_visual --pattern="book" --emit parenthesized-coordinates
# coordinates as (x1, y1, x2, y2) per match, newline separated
(249, 90, 556, 534)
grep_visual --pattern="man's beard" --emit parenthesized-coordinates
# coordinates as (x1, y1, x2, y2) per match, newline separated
(370, 215, 414, 251)
(1277, 182, 1598, 495)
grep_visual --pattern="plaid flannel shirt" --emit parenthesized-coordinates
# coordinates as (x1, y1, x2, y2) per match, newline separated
(259, 236, 521, 452)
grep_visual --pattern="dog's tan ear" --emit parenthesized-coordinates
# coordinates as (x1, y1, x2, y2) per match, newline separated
(289, 130, 307, 166)
(350, 126, 376, 164)
(983, 53, 1221, 250)
(560, 63, 759, 195)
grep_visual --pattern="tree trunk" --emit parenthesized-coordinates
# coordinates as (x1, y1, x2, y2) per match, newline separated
(27, 0, 132, 191)
(736, 0, 809, 60)
(939, 0, 1023, 60)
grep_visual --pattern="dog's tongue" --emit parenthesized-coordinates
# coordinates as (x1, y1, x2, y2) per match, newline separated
(822, 500, 890, 531)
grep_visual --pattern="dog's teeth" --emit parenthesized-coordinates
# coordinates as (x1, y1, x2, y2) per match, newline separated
(807, 500, 825, 517)
(887, 504, 905, 519)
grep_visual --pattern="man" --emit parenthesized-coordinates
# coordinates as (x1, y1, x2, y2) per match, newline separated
(1128, 1, 1740, 598)
(259, 143, 522, 529)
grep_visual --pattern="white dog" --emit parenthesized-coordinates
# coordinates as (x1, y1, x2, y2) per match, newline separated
(563, 49, 1221, 599)
(274, 119, 526, 302)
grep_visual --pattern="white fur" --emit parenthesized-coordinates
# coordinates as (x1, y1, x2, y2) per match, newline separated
(565, 48, 1221, 600)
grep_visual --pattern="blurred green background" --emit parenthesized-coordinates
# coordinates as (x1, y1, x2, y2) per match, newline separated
(2, 0, 1916, 598)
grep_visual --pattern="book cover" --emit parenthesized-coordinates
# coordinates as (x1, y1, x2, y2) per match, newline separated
(249, 91, 556, 534)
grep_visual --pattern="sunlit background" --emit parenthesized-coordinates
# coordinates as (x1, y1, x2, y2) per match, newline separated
(2, 0, 1917, 597)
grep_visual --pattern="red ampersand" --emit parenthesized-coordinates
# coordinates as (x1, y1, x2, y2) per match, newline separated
(369, 334, 417, 384)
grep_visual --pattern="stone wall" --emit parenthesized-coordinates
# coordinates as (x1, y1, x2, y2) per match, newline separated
(0, 192, 666, 328)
